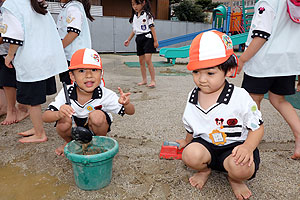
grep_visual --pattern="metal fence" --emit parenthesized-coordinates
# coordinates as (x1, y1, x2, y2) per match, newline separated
(51, 14, 212, 53)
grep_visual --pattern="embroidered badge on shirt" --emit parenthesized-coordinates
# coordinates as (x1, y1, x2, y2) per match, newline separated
(258, 7, 265, 14)
(66, 16, 75, 24)
(141, 24, 146, 31)
(209, 129, 227, 145)
(86, 104, 94, 111)
(0, 24, 7, 34)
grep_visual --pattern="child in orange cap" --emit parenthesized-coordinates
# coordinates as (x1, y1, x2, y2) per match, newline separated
(42, 48, 135, 156)
(175, 30, 264, 200)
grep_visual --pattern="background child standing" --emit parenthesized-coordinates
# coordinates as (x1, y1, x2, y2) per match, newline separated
(57, 0, 94, 85)
(176, 31, 264, 200)
(2, 0, 68, 143)
(124, 0, 158, 88)
(238, 0, 300, 159)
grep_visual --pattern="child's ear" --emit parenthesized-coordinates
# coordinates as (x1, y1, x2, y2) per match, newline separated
(69, 71, 75, 82)
(226, 67, 237, 78)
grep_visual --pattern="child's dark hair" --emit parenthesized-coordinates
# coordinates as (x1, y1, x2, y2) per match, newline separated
(129, 0, 154, 23)
(62, 0, 94, 21)
(30, 0, 48, 15)
(217, 55, 237, 74)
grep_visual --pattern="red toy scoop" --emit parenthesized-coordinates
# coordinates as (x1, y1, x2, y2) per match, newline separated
(159, 141, 184, 160)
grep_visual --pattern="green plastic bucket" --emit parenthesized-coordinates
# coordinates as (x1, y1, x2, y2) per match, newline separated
(64, 136, 119, 190)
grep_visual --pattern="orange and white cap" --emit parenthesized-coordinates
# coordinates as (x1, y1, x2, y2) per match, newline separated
(187, 30, 236, 71)
(69, 48, 103, 70)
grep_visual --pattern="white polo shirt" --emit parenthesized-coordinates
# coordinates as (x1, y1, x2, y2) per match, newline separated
(182, 81, 263, 146)
(0, 10, 9, 55)
(132, 11, 155, 35)
(57, 1, 91, 61)
(47, 83, 125, 122)
(244, 0, 300, 77)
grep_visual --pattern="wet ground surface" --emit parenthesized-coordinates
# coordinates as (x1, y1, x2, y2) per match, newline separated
(0, 53, 299, 200)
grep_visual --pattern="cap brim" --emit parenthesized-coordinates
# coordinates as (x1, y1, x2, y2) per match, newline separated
(187, 56, 231, 71)
(68, 64, 102, 70)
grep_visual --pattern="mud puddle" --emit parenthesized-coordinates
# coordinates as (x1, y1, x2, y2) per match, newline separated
(0, 164, 69, 200)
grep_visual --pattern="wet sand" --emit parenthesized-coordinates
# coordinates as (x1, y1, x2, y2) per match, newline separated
(0, 53, 299, 199)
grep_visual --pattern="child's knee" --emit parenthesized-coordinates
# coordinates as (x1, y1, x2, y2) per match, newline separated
(89, 110, 107, 126)
(56, 118, 72, 133)
(225, 156, 254, 179)
(182, 143, 210, 166)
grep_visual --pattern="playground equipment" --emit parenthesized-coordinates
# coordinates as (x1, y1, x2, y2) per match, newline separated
(159, 0, 258, 64)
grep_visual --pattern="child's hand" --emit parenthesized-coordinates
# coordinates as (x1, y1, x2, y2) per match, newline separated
(231, 144, 253, 167)
(154, 40, 159, 48)
(58, 104, 74, 119)
(5, 54, 14, 68)
(118, 87, 131, 105)
(175, 139, 188, 150)
(124, 40, 130, 47)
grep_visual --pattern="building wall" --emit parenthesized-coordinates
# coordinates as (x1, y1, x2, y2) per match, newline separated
(102, 0, 169, 20)
(212, 0, 256, 7)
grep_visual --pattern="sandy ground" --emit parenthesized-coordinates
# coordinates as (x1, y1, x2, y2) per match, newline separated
(0, 53, 300, 200)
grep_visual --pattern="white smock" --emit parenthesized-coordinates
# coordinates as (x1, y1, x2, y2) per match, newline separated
(1, 0, 68, 82)
(244, 0, 300, 77)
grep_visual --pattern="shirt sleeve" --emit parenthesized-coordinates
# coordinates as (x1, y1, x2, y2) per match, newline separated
(1, 8, 24, 45)
(47, 88, 66, 111)
(182, 104, 193, 134)
(148, 16, 155, 28)
(250, 1, 275, 40)
(243, 94, 263, 131)
(101, 88, 124, 116)
(66, 5, 83, 35)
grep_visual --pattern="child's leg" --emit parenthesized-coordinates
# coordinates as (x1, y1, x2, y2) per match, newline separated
(269, 92, 300, 159)
(88, 110, 109, 136)
(1, 86, 17, 125)
(18, 105, 47, 143)
(297, 75, 300, 92)
(249, 93, 264, 110)
(145, 53, 156, 87)
(182, 143, 212, 189)
(0, 88, 7, 116)
(55, 117, 72, 156)
(138, 55, 147, 85)
(223, 155, 255, 200)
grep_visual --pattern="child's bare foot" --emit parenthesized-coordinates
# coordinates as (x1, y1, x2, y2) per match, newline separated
(55, 143, 68, 156)
(189, 168, 211, 189)
(291, 136, 300, 159)
(17, 128, 35, 137)
(16, 104, 29, 122)
(228, 177, 252, 200)
(147, 81, 156, 88)
(1, 110, 17, 125)
(18, 129, 48, 143)
(137, 81, 147, 86)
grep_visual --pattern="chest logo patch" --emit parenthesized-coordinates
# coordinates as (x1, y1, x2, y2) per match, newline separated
(258, 7, 265, 14)
(209, 129, 227, 145)
(86, 105, 94, 112)
(66, 16, 75, 24)
(141, 24, 147, 31)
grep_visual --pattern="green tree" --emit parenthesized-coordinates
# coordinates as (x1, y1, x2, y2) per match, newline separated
(195, 0, 220, 11)
(173, 0, 206, 22)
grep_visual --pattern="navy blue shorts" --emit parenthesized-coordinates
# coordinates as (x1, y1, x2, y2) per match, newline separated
(0, 55, 17, 88)
(135, 32, 156, 56)
(189, 137, 260, 180)
(16, 76, 57, 106)
(242, 73, 296, 95)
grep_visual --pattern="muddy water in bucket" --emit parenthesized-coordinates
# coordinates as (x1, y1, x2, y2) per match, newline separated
(64, 136, 119, 190)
